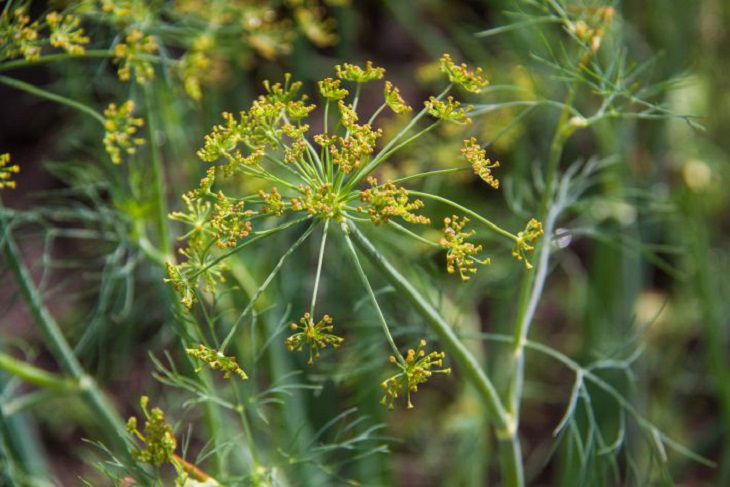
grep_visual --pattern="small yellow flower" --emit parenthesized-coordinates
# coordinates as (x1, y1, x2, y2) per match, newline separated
(178, 35, 214, 101)
(187, 344, 248, 379)
(285, 313, 344, 366)
(512, 218, 544, 270)
(1, 9, 41, 61)
(318, 77, 349, 101)
(461, 138, 500, 189)
(103, 101, 145, 165)
(381, 339, 451, 409)
(126, 396, 177, 467)
(360, 177, 430, 225)
(335, 61, 385, 83)
(259, 187, 286, 216)
(0, 153, 20, 190)
(439, 53, 489, 93)
(113, 29, 158, 83)
(46, 12, 89, 55)
(384, 81, 412, 114)
(425, 96, 472, 125)
(440, 215, 490, 281)
(294, 6, 337, 47)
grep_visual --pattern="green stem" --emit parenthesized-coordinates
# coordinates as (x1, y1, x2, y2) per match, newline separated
(391, 167, 469, 185)
(409, 190, 518, 241)
(498, 87, 576, 487)
(0, 50, 163, 74)
(0, 353, 76, 392)
(345, 222, 511, 433)
(309, 220, 329, 317)
(341, 224, 404, 364)
(0, 75, 104, 125)
(220, 223, 316, 352)
(144, 85, 172, 258)
(345, 84, 452, 192)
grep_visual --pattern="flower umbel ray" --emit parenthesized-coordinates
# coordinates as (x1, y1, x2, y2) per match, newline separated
(381, 339, 451, 409)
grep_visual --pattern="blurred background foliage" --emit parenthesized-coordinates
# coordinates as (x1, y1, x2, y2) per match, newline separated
(1, 0, 729, 485)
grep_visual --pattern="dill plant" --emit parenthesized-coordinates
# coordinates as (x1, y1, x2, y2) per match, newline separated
(0, 0, 719, 485)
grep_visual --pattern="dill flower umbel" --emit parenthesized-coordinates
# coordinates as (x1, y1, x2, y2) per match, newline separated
(440, 215, 490, 281)
(360, 178, 430, 225)
(461, 137, 500, 189)
(45, 12, 89, 55)
(187, 344, 248, 379)
(318, 77, 349, 101)
(285, 313, 344, 365)
(127, 396, 177, 467)
(0, 153, 20, 190)
(512, 218, 544, 270)
(425, 96, 472, 125)
(440, 53, 489, 93)
(0, 8, 41, 61)
(384, 81, 412, 114)
(113, 29, 158, 83)
(381, 339, 451, 409)
(103, 101, 145, 165)
(335, 61, 385, 83)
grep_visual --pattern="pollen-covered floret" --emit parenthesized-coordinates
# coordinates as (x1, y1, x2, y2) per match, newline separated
(259, 187, 286, 216)
(285, 313, 344, 366)
(178, 35, 214, 101)
(384, 81, 412, 114)
(126, 396, 177, 467)
(113, 29, 158, 83)
(381, 339, 451, 409)
(209, 192, 254, 249)
(335, 61, 385, 83)
(0, 8, 41, 61)
(291, 183, 346, 221)
(0, 153, 20, 190)
(318, 77, 349, 101)
(46, 12, 89, 55)
(440, 215, 490, 281)
(103, 101, 145, 165)
(440, 53, 489, 93)
(425, 96, 472, 125)
(461, 138, 500, 189)
(187, 344, 248, 379)
(360, 178, 430, 225)
(512, 218, 544, 270)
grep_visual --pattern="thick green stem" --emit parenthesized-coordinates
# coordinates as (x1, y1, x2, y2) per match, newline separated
(498, 89, 576, 486)
(345, 222, 511, 433)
